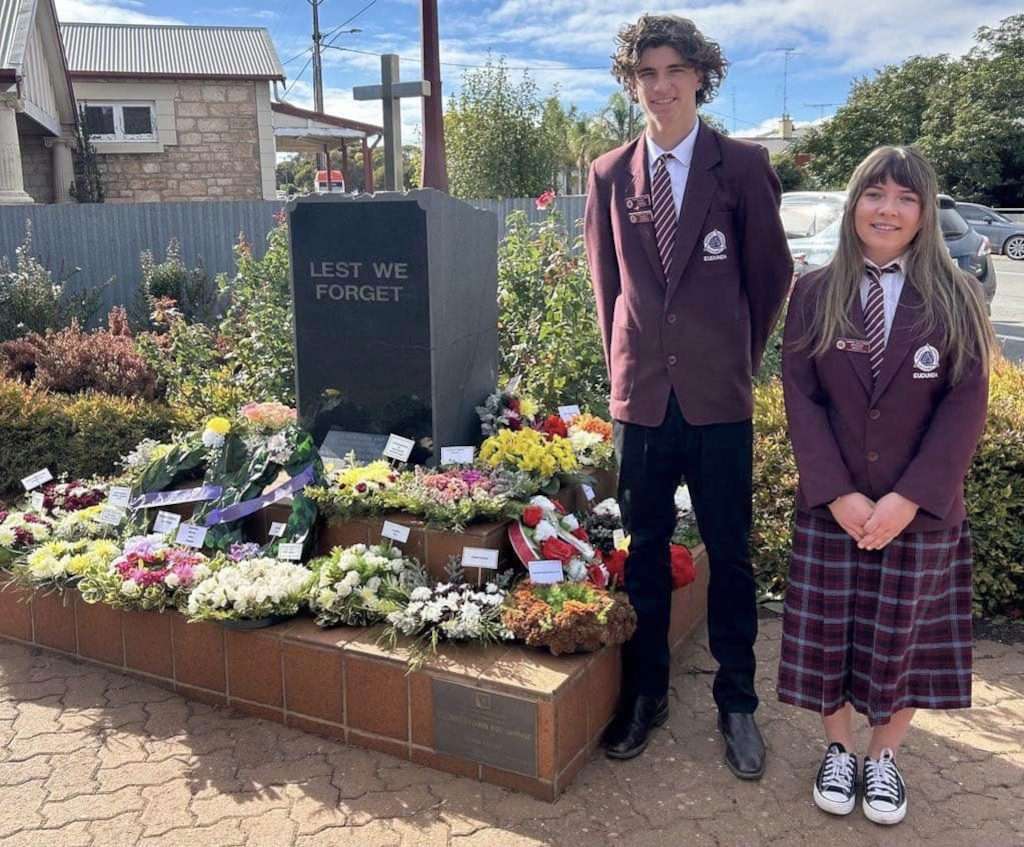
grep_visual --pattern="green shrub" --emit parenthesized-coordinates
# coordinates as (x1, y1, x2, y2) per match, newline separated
(0, 377, 179, 493)
(498, 209, 609, 415)
(750, 360, 1024, 616)
(133, 238, 218, 327)
(0, 223, 104, 342)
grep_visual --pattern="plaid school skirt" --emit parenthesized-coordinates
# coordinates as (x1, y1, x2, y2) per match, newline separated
(777, 511, 973, 726)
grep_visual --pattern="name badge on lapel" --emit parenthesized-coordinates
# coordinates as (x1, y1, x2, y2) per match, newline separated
(626, 194, 652, 224)
(835, 338, 870, 354)
(629, 211, 654, 223)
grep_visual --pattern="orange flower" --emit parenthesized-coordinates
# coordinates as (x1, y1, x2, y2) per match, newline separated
(570, 413, 612, 442)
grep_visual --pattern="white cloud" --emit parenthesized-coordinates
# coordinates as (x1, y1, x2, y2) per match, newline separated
(55, 0, 181, 24)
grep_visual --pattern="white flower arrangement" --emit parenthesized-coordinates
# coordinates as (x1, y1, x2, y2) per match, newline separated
(185, 557, 313, 623)
(381, 572, 512, 668)
(308, 542, 425, 627)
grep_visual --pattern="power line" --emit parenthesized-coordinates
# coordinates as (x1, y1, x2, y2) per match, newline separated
(323, 44, 606, 72)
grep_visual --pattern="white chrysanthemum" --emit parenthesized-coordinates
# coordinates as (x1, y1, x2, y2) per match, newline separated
(593, 498, 621, 520)
(560, 514, 580, 532)
(566, 558, 588, 582)
(674, 485, 692, 515)
(529, 495, 556, 511)
(533, 520, 557, 542)
(410, 586, 432, 602)
(0, 528, 15, 546)
(201, 429, 225, 449)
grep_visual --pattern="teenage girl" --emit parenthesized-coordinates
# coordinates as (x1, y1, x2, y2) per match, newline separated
(778, 145, 995, 825)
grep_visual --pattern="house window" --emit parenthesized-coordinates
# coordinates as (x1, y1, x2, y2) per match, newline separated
(83, 102, 156, 141)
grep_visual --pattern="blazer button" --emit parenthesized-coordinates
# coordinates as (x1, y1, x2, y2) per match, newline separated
(869, 409, 881, 420)
(667, 355, 678, 366)
(666, 313, 677, 324)
(867, 451, 879, 462)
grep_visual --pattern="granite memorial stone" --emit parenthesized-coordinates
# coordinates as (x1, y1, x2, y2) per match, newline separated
(288, 190, 498, 464)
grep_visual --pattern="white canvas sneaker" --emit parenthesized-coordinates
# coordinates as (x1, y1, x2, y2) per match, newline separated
(862, 748, 908, 825)
(813, 741, 857, 816)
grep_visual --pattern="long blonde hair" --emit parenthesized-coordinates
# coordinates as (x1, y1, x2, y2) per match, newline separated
(804, 145, 994, 384)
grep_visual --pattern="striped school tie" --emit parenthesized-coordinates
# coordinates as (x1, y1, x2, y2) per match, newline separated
(863, 262, 901, 383)
(651, 153, 677, 278)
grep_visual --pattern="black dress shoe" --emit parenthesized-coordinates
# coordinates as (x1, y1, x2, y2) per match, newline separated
(718, 711, 766, 780)
(602, 694, 669, 760)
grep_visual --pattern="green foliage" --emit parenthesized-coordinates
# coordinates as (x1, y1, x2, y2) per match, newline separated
(0, 223, 104, 342)
(749, 361, 1024, 616)
(70, 107, 104, 204)
(0, 376, 179, 493)
(446, 59, 559, 199)
(755, 306, 787, 386)
(134, 239, 218, 327)
(771, 152, 809, 192)
(137, 221, 294, 424)
(217, 222, 296, 406)
(497, 209, 608, 415)
(792, 15, 1024, 204)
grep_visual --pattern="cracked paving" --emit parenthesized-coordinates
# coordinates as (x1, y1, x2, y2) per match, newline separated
(1, 620, 1022, 847)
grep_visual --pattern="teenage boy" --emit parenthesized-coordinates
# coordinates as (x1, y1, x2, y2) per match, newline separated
(584, 14, 792, 778)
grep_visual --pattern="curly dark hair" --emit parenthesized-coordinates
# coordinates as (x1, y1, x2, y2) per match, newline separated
(612, 14, 727, 106)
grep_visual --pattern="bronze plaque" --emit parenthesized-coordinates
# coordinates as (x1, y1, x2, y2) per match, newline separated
(432, 679, 537, 776)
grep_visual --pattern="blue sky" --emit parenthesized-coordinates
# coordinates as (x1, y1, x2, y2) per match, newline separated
(55, 0, 1020, 142)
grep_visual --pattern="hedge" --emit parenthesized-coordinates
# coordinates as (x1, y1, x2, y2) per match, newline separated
(751, 359, 1024, 617)
(0, 377, 180, 494)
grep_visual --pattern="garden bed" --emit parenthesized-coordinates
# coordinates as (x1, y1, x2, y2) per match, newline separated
(0, 545, 707, 801)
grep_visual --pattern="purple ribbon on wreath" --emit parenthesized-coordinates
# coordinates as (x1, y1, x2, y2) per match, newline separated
(131, 484, 223, 510)
(203, 464, 316, 527)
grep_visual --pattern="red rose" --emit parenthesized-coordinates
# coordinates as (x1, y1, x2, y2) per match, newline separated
(587, 563, 609, 589)
(540, 537, 575, 563)
(670, 544, 696, 589)
(603, 549, 627, 584)
(538, 414, 568, 439)
(355, 482, 368, 493)
(522, 505, 543, 528)
(570, 527, 589, 541)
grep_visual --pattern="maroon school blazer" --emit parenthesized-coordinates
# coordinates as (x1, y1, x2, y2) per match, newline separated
(584, 122, 792, 426)
(782, 268, 990, 531)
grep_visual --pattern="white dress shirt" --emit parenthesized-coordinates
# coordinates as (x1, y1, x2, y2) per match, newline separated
(645, 120, 699, 216)
(859, 256, 907, 346)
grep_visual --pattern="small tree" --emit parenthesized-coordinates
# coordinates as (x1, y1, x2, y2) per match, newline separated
(771, 151, 809, 192)
(70, 108, 104, 204)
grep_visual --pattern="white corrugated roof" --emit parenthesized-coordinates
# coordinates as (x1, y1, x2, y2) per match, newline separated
(59, 22, 285, 80)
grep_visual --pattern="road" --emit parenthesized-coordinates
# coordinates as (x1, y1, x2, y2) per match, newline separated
(991, 254, 1024, 363)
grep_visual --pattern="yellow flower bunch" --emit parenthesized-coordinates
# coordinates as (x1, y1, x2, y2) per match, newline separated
(206, 417, 232, 436)
(479, 428, 577, 480)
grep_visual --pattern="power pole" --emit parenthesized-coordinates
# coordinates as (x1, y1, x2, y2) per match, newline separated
(309, 0, 329, 189)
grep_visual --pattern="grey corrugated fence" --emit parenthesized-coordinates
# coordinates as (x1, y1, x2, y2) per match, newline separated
(0, 195, 587, 316)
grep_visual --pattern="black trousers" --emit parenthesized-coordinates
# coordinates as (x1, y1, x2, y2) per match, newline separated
(614, 393, 758, 713)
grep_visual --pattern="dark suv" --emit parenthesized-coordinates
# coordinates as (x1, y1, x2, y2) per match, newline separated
(938, 195, 996, 308)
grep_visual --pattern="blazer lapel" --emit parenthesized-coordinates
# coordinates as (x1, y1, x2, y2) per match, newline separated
(665, 122, 720, 305)
(846, 293, 874, 397)
(871, 281, 922, 404)
(626, 138, 666, 287)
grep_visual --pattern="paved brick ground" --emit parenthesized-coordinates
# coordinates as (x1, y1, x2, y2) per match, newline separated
(1, 617, 1022, 847)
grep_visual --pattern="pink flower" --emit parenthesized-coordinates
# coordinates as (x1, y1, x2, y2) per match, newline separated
(535, 189, 556, 210)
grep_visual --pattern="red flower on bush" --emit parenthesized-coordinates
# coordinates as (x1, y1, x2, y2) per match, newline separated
(670, 544, 696, 589)
(535, 189, 556, 210)
(522, 505, 543, 528)
(537, 414, 568, 439)
(540, 537, 575, 563)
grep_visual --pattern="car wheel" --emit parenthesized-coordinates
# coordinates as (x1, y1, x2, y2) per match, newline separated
(1005, 235, 1024, 261)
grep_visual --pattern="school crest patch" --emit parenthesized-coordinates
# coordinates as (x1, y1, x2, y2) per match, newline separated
(703, 229, 727, 255)
(913, 344, 940, 372)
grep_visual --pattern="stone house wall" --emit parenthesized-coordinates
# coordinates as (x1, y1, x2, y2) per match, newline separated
(21, 135, 54, 204)
(72, 78, 276, 203)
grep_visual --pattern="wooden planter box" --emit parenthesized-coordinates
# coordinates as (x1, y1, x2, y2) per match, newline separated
(0, 546, 709, 801)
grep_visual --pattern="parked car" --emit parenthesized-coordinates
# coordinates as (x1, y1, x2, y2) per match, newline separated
(788, 195, 997, 310)
(780, 191, 846, 240)
(955, 201, 1024, 260)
